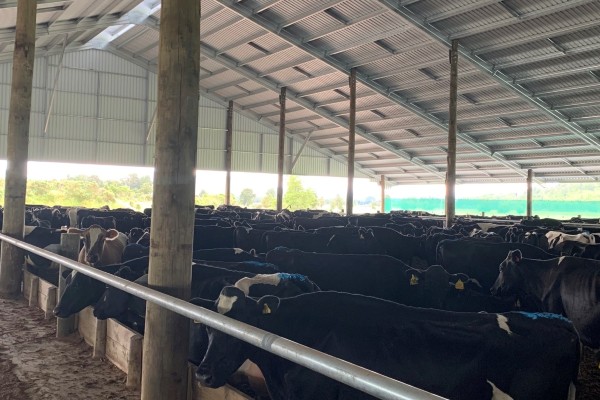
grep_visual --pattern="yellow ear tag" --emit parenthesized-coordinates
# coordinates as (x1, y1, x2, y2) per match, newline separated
(262, 304, 271, 315)
(454, 279, 465, 290)
(410, 274, 419, 286)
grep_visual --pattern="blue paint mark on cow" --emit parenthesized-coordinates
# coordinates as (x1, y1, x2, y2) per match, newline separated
(278, 273, 309, 282)
(516, 311, 572, 323)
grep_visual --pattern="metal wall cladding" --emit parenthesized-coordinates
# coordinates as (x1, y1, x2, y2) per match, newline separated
(98, 120, 146, 145)
(0, 62, 11, 83)
(30, 88, 47, 114)
(99, 73, 146, 99)
(198, 105, 227, 130)
(329, 158, 350, 178)
(198, 128, 225, 150)
(0, 83, 10, 109)
(28, 114, 45, 139)
(233, 152, 262, 173)
(197, 149, 226, 170)
(97, 142, 145, 166)
(233, 131, 262, 153)
(40, 138, 97, 164)
(53, 92, 97, 118)
(47, 115, 97, 141)
(32, 57, 48, 87)
(98, 96, 145, 122)
(59, 50, 147, 77)
(49, 66, 98, 94)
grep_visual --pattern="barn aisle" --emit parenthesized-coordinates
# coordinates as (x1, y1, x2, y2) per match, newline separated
(0, 297, 140, 400)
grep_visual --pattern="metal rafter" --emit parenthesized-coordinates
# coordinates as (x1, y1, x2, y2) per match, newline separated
(302, 8, 386, 43)
(214, 0, 534, 182)
(377, 0, 600, 165)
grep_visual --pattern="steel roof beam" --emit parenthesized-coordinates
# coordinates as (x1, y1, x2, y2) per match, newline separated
(347, 40, 436, 68)
(451, 0, 596, 40)
(324, 24, 416, 56)
(227, 88, 268, 101)
(252, 0, 285, 14)
(495, 42, 600, 70)
(424, 0, 503, 23)
(261, 106, 304, 118)
(473, 19, 600, 54)
(207, 78, 249, 93)
(236, 44, 292, 67)
(0, 0, 63, 7)
(514, 62, 600, 84)
(216, 32, 268, 55)
(378, 0, 600, 164)
(278, 0, 341, 29)
(302, 8, 387, 43)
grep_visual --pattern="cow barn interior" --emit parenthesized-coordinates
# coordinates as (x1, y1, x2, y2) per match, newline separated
(1, 0, 600, 399)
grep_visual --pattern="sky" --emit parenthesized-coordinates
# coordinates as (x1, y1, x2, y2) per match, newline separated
(0, 160, 532, 200)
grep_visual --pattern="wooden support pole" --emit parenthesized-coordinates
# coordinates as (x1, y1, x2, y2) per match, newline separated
(445, 39, 458, 229)
(380, 175, 386, 213)
(276, 87, 286, 211)
(141, 0, 199, 398)
(0, 0, 37, 297)
(56, 233, 80, 337)
(346, 68, 357, 216)
(526, 169, 533, 219)
(225, 100, 233, 205)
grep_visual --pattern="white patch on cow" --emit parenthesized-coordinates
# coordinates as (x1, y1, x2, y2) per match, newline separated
(568, 382, 576, 400)
(217, 294, 238, 314)
(68, 208, 79, 228)
(234, 248, 244, 254)
(23, 225, 36, 236)
(25, 254, 33, 266)
(476, 223, 497, 233)
(487, 380, 513, 399)
(496, 315, 512, 335)
(559, 256, 566, 265)
(234, 274, 281, 295)
(88, 226, 104, 246)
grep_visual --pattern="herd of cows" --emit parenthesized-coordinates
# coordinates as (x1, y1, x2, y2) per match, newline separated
(11, 204, 600, 399)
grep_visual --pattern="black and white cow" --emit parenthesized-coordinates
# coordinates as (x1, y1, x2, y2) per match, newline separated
(194, 289, 580, 400)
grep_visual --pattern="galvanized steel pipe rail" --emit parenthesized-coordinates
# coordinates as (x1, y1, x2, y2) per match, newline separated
(0, 232, 445, 400)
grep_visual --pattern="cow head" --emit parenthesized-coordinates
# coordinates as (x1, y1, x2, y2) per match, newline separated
(53, 270, 107, 318)
(490, 250, 524, 297)
(405, 265, 473, 308)
(68, 224, 120, 266)
(194, 286, 279, 388)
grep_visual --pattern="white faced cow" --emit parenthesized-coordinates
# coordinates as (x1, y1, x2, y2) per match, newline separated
(67, 224, 127, 267)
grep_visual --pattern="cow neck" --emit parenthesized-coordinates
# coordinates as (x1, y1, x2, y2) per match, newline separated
(519, 258, 562, 304)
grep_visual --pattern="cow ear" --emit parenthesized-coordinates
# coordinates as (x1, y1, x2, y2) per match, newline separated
(511, 250, 523, 263)
(257, 295, 280, 315)
(105, 229, 120, 239)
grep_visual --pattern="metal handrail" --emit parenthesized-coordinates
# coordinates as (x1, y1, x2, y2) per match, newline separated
(0, 232, 445, 400)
